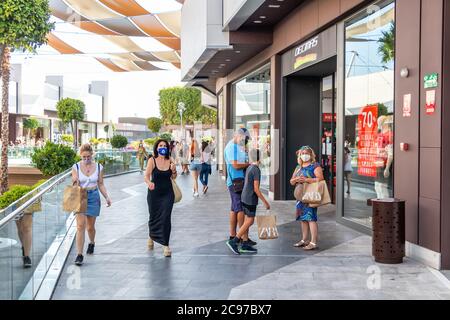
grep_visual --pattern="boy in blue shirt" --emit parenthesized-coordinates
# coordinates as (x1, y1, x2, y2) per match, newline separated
(227, 149, 270, 255)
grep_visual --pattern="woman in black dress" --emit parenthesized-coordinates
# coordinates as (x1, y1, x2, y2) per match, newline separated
(144, 139, 177, 257)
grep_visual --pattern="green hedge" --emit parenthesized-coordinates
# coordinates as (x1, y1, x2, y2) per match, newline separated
(0, 180, 47, 210)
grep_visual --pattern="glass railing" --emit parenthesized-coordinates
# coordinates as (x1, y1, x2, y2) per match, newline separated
(0, 170, 73, 300)
(0, 153, 141, 300)
(6, 147, 149, 172)
(95, 149, 143, 175)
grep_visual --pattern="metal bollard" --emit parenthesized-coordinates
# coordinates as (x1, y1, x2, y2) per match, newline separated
(369, 198, 406, 264)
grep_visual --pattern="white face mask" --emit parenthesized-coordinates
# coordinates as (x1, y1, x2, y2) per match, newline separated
(300, 154, 311, 162)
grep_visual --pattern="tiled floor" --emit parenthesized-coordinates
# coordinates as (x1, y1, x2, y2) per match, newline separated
(51, 170, 450, 300)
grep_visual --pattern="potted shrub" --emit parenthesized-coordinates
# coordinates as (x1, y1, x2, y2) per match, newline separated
(110, 135, 128, 149)
(31, 141, 80, 177)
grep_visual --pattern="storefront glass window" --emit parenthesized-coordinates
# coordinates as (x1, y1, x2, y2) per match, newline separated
(78, 122, 96, 145)
(233, 64, 271, 190)
(343, 0, 395, 228)
(217, 91, 225, 173)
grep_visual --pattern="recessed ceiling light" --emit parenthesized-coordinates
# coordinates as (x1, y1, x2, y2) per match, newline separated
(226, 59, 231, 62)
(220, 64, 226, 66)
(254, 20, 262, 23)
(269, 4, 280, 8)
(260, 16, 267, 19)
(235, 51, 241, 54)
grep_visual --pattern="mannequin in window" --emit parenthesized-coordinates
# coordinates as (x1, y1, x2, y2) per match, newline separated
(374, 115, 394, 199)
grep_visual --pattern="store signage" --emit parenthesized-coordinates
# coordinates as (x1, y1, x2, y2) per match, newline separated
(282, 26, 337, 77)
(322, 113, 337, 122)
(294, 54, 318, 69)
(403, 94, 411, 117)
(424, 73, 438, 89)
(357, 105, 378, 178)
(294, 36, 319, 56)
(425, 90, 436, 115)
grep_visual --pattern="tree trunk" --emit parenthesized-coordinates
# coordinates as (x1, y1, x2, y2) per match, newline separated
(0, 44, 5, 80)
(0, 47, 11, 194)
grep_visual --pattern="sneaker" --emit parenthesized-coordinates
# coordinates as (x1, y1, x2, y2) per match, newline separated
(239, 242, 258, 254)
(226, 238, 240, 255)
(86, 243, 95, 255)
(75, 254, 84, 266)
(193, 192, 199, 197)
(23, 256, 32, 268)
(246, 238, 257, 246)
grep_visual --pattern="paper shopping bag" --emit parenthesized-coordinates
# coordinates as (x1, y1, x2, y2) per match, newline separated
(171, 178, 182, 203)
(302, 181, 323, 204)
(63, 185, 87, 213)
(309, 181, 332, 208)
(256, 215, 279, 240)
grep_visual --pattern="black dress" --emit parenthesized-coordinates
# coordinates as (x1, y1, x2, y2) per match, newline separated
(147, 157, 175, 246)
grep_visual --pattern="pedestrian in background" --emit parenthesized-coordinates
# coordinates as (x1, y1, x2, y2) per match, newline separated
(199, 140, 213, 194)
(189, 139, 202, 197)
(137, 140, 149, 173)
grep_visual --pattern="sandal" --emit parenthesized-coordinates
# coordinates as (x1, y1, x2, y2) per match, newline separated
(303, 242, 318, 251)
(294, 240, 309, 248)
(147, 238, 154, 250)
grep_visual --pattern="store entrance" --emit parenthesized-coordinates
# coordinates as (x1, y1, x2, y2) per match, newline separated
(284, 56, 337, 201)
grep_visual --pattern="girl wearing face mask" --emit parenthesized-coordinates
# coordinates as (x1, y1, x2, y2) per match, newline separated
(290, 146, 324, 250)
(72, 144, 112, 266)
(145, 139, 177, 257)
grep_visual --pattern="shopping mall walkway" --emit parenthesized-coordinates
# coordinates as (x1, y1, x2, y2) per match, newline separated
(51, 170, 450, 300)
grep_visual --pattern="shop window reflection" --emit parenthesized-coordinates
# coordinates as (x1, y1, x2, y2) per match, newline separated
(343, 0, 395, 228)
(233, 65, 271, 190)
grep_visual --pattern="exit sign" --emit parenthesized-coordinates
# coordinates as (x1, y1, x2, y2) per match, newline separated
(424, 73, 439, 89)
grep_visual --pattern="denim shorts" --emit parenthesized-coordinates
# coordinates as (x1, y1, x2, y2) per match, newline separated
(242, 203, 257, 217)
(190, 162, 202, 171)
(228, 186, 243, 213)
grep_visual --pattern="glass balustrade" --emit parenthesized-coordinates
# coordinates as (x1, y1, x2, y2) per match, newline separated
(0, 149, 142, 299)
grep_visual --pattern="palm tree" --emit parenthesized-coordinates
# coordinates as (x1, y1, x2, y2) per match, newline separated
(378, 22, 395, 64)
(1, 47, 11, 193)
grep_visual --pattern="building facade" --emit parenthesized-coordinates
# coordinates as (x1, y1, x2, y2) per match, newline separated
(0, 61, 109, 145)
(181, 0, 450, 269)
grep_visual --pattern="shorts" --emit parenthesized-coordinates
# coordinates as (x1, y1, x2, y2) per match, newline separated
(242, 203, 257, 217)
(228, 186, 243, 213)
(190, 162, 202, 171)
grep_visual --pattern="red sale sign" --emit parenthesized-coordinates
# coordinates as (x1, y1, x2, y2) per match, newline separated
(357, 105, 378, 177)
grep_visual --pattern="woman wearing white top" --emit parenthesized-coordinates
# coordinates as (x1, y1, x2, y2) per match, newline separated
(344, 147, 353, 194)
(72, 144, 112, 266)
(199, 140, 213, 194)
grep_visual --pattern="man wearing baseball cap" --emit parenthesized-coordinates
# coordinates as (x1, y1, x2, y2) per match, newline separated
(224, 128, 257, 251)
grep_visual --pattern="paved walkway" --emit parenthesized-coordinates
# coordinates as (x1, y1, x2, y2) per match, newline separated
(52, 170, 450, 300)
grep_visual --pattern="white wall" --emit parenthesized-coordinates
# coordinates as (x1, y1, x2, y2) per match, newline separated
(223, 0, 247, 27)
(181, 0, 208, 80)
(181, 0, 230, 81)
